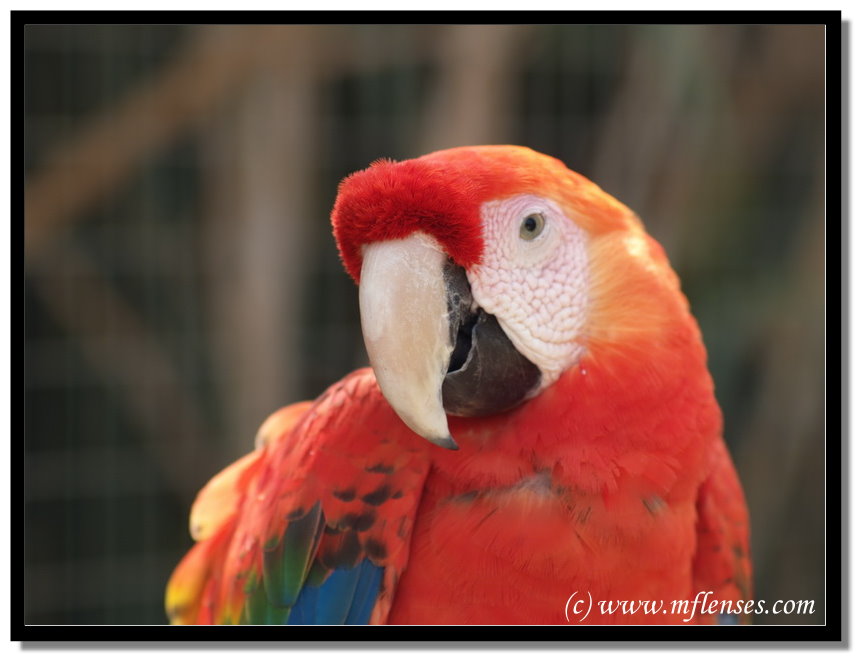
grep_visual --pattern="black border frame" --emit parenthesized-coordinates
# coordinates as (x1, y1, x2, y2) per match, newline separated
(13, 10, 842, 644)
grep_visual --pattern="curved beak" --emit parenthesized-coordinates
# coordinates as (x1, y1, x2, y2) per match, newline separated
(359, 233, 460, 450)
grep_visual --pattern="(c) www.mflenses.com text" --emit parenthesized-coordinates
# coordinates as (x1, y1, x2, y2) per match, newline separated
(564, 590, 816, 623)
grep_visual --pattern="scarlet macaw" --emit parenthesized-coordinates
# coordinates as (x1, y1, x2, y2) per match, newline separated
(166, 145, 751, 625)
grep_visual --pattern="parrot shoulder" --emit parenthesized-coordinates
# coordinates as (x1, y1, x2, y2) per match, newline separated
(166, 368, 432, 625)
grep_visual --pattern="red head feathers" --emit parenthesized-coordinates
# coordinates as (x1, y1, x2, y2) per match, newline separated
(331, 154, 485, 283)
(331, 145, 632, 283)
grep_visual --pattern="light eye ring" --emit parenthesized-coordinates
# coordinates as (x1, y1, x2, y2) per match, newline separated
(519, 212, 546, 241)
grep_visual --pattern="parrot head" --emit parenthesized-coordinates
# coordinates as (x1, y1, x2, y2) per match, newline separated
(332, 145, 689, 449)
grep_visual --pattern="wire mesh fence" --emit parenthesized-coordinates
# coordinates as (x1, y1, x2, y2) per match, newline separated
(23, 23, 826, 625)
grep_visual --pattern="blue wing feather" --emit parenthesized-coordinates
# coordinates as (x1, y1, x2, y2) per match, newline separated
(286, 559, 384, 625)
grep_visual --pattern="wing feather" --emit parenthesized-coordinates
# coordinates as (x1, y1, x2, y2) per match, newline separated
(166, 369, 430, 625)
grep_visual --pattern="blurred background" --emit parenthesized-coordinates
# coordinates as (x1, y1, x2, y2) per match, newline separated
(23, 24, 825, 625)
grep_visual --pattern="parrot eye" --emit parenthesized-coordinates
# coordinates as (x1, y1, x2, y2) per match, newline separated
(519, 213, 546, 241)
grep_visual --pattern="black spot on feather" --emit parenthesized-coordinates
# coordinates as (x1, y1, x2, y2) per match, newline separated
(361, 485, 391, 506)
(320, 532, 362, 568)
(336, 511, 376, 532)
(365, 538, 388, 560)
(365, 462, 394, 474)
(333, 488, 356, 502)
(642, 495, 667, 516)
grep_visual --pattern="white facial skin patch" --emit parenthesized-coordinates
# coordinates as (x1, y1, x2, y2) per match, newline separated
(467, 194, 591, 391)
